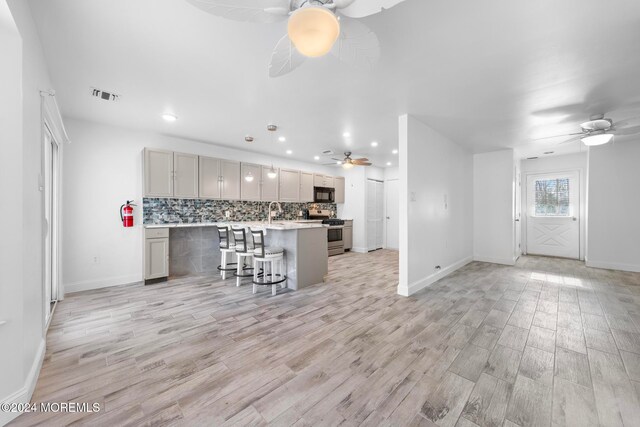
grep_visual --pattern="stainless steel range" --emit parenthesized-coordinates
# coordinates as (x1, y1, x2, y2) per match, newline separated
(309, 210, 345, 256)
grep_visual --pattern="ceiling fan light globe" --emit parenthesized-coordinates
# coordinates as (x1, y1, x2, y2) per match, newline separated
(288, 6, 340, 57)
(582, 133, 613, 146)
(342, 162, 354, 170)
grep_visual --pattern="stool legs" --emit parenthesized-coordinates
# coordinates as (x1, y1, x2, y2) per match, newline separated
(221, 251, 227, 280)
(236, 256, 243, 287)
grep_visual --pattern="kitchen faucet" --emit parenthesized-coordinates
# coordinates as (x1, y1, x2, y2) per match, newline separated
(268, 201, 282, 225)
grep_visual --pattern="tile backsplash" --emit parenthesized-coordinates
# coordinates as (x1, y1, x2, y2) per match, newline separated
(143, 198, 337, 224)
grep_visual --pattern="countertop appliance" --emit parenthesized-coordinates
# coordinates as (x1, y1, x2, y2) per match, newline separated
(309, 209, 344, 256)
(313, 186, 335, 204)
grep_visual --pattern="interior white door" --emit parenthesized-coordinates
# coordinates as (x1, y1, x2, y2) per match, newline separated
(514, 166, 521, 260)
(526, 171, 580, 259)
(367, 179, 384, 251)
(385, 180, 399, 250)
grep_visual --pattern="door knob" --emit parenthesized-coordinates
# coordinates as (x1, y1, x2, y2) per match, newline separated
(572, 217, 577, 221)
(386, 216, 390, 219)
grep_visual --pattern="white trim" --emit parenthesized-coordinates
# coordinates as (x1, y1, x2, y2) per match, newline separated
(0, 339, 46, 426)
(397, 256, 473, 297)
(585, 260, 640, 273)
(473, 255, 517, 266)
(65, 275, 141, 294)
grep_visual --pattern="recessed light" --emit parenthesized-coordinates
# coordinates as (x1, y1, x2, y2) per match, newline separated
(386, 162, 392, 166)
(245, 136, 254, 143)
(343, 132, 351, 138)
(336, 161, 342, 165)
(279, 136, 286, 142)
(286, 150, 293, 155)
(371, 141, 378, 147)
(314, 156, 320, 160)
(161, 113, 177, 122)
(392, 149, 398, 154)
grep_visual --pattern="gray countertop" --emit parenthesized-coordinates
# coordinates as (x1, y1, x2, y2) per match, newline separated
(143, 220, 328, 231)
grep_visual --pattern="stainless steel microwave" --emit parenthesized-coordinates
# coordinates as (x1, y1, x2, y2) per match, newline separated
(313, 186, 335, 203)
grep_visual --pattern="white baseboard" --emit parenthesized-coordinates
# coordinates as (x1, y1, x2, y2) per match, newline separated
(350, 247, 368, 254)
(397, 256, 473, 297)
(0, 339, 45, 426)
(473, 255, 516, 266)
(65, 274, 141, 294)
(585, 260, 640, 273)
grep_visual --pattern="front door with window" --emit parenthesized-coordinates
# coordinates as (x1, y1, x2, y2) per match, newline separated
(526, 172, 580, 259)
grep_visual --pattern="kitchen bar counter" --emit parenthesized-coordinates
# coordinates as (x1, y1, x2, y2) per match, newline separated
(145, 221, 328, 291)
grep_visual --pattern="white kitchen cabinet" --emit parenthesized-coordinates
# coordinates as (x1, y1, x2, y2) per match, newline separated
(221, 160, 241, 200)
(261, 166, 279, 201)
(343, 220, 353, 250)
(279, 169, 300, 202)
(300, 172, 314, 202)
(144, 148, 174, 197)
(173, 152, 199, 198)
(144, 228, 169, 281)
(313, 174, 335, 188)
(334, 176, 345, 204)
(199, 156, 221, 199)
(241, 163, 261, 201)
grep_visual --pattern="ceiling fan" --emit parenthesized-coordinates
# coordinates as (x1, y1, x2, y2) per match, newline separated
(534, 114, 640, 146)
(186, 0, 406, 77)
(326, 151, 372, 168)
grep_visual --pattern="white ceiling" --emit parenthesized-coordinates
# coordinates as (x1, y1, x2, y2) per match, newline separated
(28, 0, 640, 166)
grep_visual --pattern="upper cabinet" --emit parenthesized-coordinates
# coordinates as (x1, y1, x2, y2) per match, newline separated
(334, 176, 345, 204)
(240, 163, 261, 201)
(279, 169, 300, 202)
(261, 166, 279, 201)
(144, 148, 346, 204)
(313, 174, 335, 188)
(300, 172, 314, 202)
(199, 156, 221, 199)
(220, 160, 241, 200)
(144, 148, 174, 197)
(173, 152, 199, 198)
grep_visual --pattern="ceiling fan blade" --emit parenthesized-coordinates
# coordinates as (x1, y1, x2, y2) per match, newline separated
(612, 125, 640, 136)
(269, 34, 306, 78)
(337, 0, 407, 18)
(532, 132, 584, 141)
(353, 157, 369, 162)
(330, 17, 380, 69)
(186, 0, 289, 23)
(558, 135, 584, 145)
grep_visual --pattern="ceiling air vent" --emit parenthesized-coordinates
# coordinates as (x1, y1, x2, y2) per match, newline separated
(321, 149, 334, 156)
(527, 156, 539, 160)
(91, 88, 120, 102)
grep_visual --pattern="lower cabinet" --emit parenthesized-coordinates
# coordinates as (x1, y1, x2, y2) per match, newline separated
(144, 228, 169, 282)
(343, 220, 353, 251)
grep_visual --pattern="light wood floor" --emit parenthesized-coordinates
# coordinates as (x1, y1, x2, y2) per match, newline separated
(11, 251, 640, 426)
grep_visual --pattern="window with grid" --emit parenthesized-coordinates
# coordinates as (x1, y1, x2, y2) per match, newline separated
(534, 178, 570, 216)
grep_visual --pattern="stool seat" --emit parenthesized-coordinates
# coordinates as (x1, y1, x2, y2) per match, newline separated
(256, 246, 284, 256)
(220, 243, 236, 250)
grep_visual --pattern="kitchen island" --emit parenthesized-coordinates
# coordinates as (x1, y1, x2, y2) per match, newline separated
(143, 221, 328, 290)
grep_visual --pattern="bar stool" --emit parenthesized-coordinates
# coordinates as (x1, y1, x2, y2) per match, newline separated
(231, 227, 254, 287)
(249, 228, 287, 296)
(216, 225, 237, 280)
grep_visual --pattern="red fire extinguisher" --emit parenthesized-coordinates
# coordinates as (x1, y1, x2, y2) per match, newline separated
(120, 200, 136, 228)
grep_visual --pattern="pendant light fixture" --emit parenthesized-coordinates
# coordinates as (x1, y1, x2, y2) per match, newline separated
(582, 131, 614, 146)
(267, 124, 279, 179)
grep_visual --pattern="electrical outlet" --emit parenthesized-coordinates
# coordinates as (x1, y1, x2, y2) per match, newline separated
(410, 192, 416, 202)
(225, 210, 231, 219)
(93, 256, 99, 264)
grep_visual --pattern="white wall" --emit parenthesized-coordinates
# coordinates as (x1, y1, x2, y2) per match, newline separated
(1, 1, 51, 423)
(398, 115, 473, 296)
(521, 152, 588, 259)
(473, 149, 516, 265)
(0, 0, 25, 412)
(62, 119, 349, 292)
(587, 140, 640, 272)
